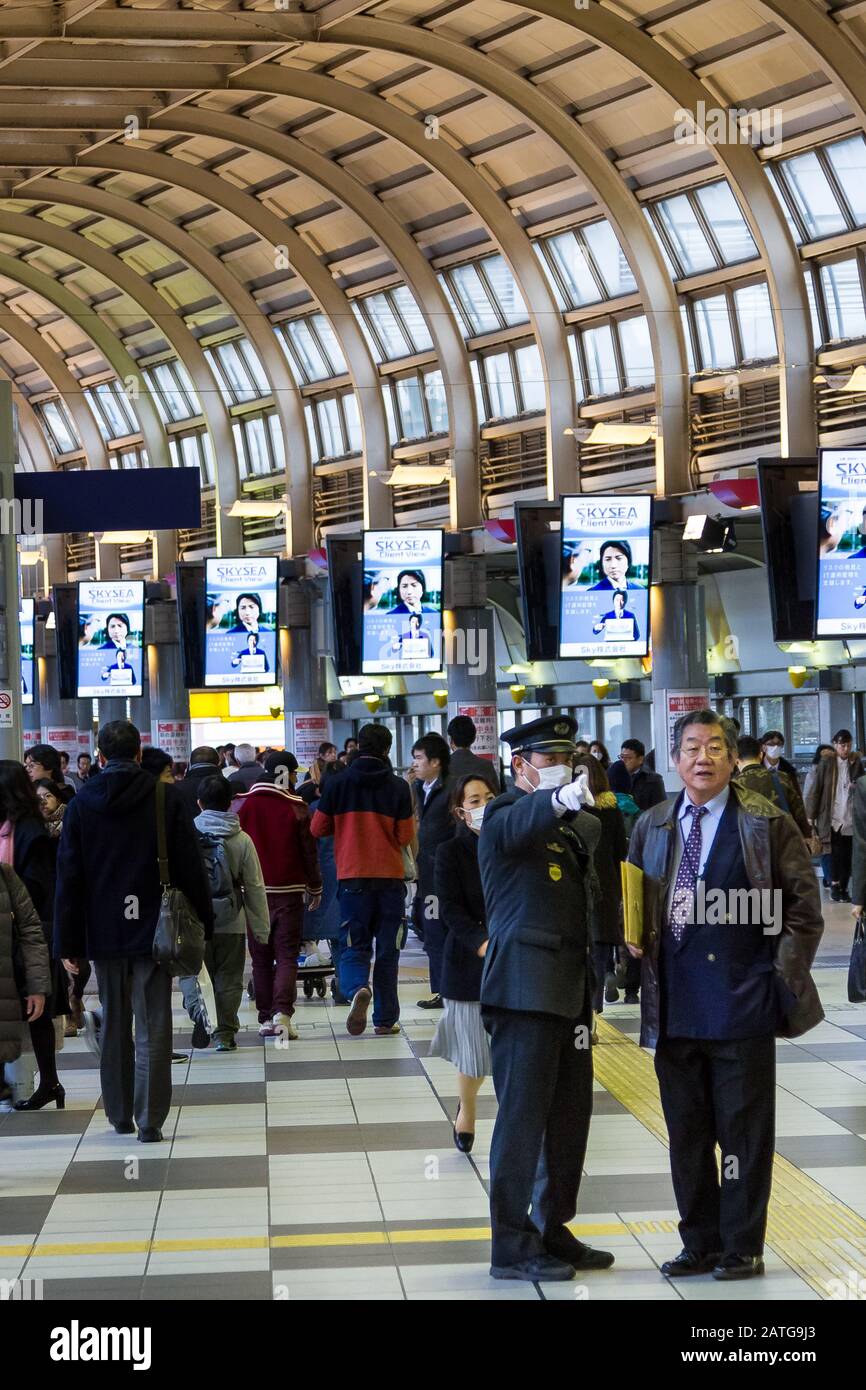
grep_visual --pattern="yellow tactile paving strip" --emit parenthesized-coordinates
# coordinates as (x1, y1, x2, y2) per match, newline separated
(593, 1017, 866, 1298)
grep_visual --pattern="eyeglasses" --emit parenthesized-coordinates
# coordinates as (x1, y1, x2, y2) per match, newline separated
(679, 741, 728, 760)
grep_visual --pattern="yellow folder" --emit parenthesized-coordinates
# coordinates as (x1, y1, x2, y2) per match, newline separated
(620, 861, 645, 948)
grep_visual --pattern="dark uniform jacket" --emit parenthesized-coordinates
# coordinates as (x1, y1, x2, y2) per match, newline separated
(627, 781, 824, 1051)
(479, 787, 600, 1018)
(435, 825, 487, 1002)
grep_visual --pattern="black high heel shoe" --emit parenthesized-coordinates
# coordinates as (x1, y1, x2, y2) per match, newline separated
(453, 1103, 474, 1154)
(14, 1082, 65, 1112)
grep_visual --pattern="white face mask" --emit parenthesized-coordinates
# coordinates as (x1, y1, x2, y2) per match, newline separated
(466, 806, 487, 833)
(533, 764, 573, 791)
(764, 748, 781, 763)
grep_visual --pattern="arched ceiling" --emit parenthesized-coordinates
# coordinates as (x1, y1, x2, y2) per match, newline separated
(0, 0, 862, 553)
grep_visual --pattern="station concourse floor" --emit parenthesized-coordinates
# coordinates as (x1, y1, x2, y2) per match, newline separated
(1, 896, 865, 1302)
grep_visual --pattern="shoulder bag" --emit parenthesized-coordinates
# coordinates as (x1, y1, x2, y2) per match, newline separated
(848, 913, 866, 1004)
(152, 780, 205, 977)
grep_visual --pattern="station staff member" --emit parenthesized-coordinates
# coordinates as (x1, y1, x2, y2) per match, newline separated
(478, 714, 615, 1283)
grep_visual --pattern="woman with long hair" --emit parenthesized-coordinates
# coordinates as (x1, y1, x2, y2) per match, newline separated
(574, 754, 628, 1019)
(0, 760, 64, 1110)
(589, 740, 611, 771)
(429, 774, 497, 1153)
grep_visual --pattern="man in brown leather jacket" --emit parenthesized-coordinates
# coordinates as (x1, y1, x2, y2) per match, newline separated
(627, 710, 823, 1285)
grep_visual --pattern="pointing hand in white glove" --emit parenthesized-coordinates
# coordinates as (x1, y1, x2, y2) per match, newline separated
(553, 770, 594, 815)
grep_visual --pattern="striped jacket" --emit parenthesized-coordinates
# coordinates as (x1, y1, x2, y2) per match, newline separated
(237, 782, 322, 895)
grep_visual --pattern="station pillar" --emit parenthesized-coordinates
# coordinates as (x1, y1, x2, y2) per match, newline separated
(281, 582, 330, 769)
(443, 559, 499, 766)
(650, 533, 709, 790)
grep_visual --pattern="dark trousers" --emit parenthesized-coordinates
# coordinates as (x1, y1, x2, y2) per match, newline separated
(655, 1034, 775, 1257)
(95, 956, 173, 1131)
(590, 943, 614, 1014)
(415, 889, 444, 995)
(249, 893, 303, 1022)
(204, 935, 247, 1042)
(484, 1006, 593, 1268)
(71, 958, 92, 1000)
(830, 829, 853, 892)
(338, 881, 406, 1028)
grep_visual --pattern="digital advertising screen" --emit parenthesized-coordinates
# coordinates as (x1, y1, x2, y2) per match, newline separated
(77, 580, 145, 698)
(362, 530, 443, 675)
(815, 448, 866, 638)
(204, 556, 278, 688)
(559, 495, 652, 658)
(20, 598, 34, 706)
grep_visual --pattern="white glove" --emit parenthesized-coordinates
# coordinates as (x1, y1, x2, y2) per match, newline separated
(553, 771, 595, 816)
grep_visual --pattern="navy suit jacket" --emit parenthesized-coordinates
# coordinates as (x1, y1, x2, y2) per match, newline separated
(660, 793, 795, 1040)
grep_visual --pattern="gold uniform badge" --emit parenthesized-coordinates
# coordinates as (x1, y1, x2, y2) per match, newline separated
(548, 863, 562, 882)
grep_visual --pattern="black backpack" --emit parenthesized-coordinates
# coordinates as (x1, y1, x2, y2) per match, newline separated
(198, 833, 242, 930)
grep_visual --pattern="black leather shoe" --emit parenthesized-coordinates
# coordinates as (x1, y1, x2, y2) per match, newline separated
(114, 1122, 135, 1135)
(490, 1254, 575, 1282)
(661, 1249, 722, 1278)
(623, 992, 640, 1004)
(417, 994, 443, 1010)
(453, 1104, 474, 1154)
(712, 1254, 765, 1281)
(137, 1127, 164, 1143)
(548, 1238, 615, 1271)
(831, 886, 843, 902)
(840, 890, 852, 904)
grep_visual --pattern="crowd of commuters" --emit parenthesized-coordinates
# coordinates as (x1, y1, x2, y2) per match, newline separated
(0, 712, 854, 1282)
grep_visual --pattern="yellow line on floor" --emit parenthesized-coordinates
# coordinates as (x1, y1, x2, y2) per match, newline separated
(593, 1016, 866, 1299)
(4, 1220, 661, 1263)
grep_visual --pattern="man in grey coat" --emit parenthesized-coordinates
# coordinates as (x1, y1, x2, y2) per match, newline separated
(479, 714, 614, 1283)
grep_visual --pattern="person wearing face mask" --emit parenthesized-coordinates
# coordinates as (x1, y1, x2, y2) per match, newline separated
(759, 731, 800, 790)
(429, 775, 497, 1153)
(478, 715, 614, 1284)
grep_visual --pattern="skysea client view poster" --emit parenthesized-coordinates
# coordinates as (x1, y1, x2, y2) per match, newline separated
(559, 495, 652, 658)
(816, 448, 866, 638)
(204, 557, 278, 688)
(77, 580, 145, 698)
(362, 530, 443, 674)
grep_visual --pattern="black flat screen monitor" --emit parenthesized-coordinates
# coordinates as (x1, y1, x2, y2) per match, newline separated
(327, 536, 363, 678)
(756, 458, 817, 643)
(176, 562, 206, 690)
(514, 502, 560, 662)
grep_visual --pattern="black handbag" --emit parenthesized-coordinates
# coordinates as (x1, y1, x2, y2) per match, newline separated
(849, 913, 866, 1004)
(151, 781, 205, 978)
